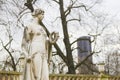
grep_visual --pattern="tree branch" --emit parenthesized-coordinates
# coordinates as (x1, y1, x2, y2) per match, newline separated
(71, 46, 84, 52)
(72, 0, 98, 11)
(3, 45, 16, 71)
(0, 37, 16, 71)
(83, 63, 99, 73)
(39, 21, 67, 63)
(52, 0, 59, 4)
(71, 38, 91, 46)
(4, 39, 13, 47)
(75, 51, 101, 69)
(67, 18, 81, 23)
(64, 0, 78, 17)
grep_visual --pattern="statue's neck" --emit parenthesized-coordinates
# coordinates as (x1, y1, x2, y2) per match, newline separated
(32, 18, 41, 25)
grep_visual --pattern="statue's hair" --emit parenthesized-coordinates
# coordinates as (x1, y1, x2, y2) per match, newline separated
(32, 9, 44, 17)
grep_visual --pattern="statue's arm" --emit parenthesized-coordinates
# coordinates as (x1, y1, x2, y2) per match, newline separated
(21, 27, 29, 56)
(46, 32, 59, 65)
(46, 40, 52, 65)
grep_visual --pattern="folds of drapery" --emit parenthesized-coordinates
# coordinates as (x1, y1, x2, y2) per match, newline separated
(23, 52, 49, 80)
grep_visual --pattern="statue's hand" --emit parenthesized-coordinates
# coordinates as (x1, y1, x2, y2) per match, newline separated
(49, 32, 59, 44)
(26, 56, 32, 63)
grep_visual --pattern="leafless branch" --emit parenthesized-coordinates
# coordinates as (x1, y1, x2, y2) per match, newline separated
(51, 16, 61, 23)
(83, 63, 99, 73)
(64, 0, 78, 16)
(71, 37, 91, 46)
(67, 18, 81, 23)
(4, 39, 13, 47)
(33, 0, 37, 4)
(75, 51, 101, 69)
(52, 0, 59, 4)
(65, 3, 74, 16)
(24, 0, 34, 12)
(71, 46, 82, 52)
(17, 11, 30, 22)
(88, 34, 100, 43)
(72, 0, 98, 11)
(3, 45, 16, 71)
(39, 21, 67, 63)
(71, 47, 79, 52)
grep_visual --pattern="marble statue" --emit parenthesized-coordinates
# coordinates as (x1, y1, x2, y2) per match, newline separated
(21, 9, 59, 80)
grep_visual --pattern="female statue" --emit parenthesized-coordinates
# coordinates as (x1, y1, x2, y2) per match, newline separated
(21, 9, 59, 80)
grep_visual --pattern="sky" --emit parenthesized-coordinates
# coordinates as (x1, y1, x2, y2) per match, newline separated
(1, 0, 120, 63)
(88, 0, 120, 63)
(102, 0, 120, 18)
(26, 0, 120, 64)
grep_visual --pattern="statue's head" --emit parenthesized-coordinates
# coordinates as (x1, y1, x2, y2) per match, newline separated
(32, 9, 44, 21)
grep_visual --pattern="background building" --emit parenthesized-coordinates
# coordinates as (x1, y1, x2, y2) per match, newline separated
(77, 36, 93, 74)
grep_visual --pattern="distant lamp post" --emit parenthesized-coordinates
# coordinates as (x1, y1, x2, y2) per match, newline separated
(98, 62, 105, 75)
(19, 54, 25, 72)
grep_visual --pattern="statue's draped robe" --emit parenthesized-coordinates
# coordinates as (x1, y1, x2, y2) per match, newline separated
(22, 22, 49, 80)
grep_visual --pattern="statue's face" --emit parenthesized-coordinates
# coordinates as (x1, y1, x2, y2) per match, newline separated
(37, 11, 44, 20)
(32, 9, 45, 21)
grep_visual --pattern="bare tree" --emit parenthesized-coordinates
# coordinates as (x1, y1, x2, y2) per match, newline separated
(0, 0, 27, 71)
(104, 25, 120, 75)
(0, 0, 38, 71)
(24, 0, 111, 74)
(105, 50, 120, 75)
(0, 0, 111, 74)
(39, 0, 107, 74)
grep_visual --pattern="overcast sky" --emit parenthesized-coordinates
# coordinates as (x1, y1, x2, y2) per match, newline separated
(89, 0, 120, 63)
(1, 0, 120, 63)
(102, 0, 120, 18)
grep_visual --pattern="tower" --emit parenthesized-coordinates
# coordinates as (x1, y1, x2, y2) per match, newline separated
(77, 36, 93, 74)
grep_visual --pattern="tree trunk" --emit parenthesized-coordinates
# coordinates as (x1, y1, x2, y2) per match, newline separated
(59, 0, 75, 74)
